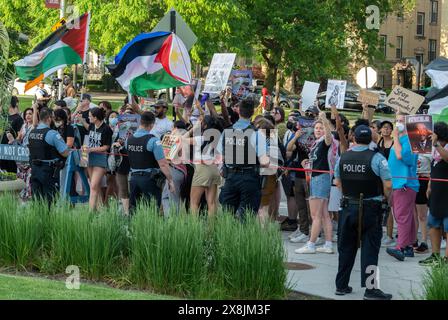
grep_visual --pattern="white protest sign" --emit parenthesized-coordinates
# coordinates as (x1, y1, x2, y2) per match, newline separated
(194, 79, 202, 104)
(301, 81, 320, 111)
(357, 89, 380, 106)
(385, 86, 425, 115)
(325, 80, 347, 109)
(203, 53, 236, 94)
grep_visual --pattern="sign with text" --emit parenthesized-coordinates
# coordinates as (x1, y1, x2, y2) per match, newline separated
(357, 89, 380, 106)
(385, 86, 425, 115)
(325, 80, 347, 109)
(117, 114, 141, 140)
(301, 81, 320, 111)
(0, 144, 29, 162)
(405, 115, 433, 154)
(45, 0, 60, 9)
(229, 70, 253, 98)
(161, 134, 181, 160)
(203, 53, 236, 94)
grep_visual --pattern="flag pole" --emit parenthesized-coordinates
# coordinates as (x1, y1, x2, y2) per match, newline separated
(170, 9, 177, 121)
(57, 0, 66, 100)
(80, 12, 91, 102)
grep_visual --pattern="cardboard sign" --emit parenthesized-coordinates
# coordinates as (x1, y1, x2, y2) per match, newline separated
(385, 86, 425, 115)
(45, 0, 60, 9)
(203, 53, 236, 94)
(0, 144, 29, 162)
(405, 115, 433, 154)
(301, 81, 320, 111)
(229, 70, 253, 98)
(161, 134, 181, 160)
(357, 89, 380, 107)
(296, 117, 316, 152)
(117, 114, 141, 140)
(325, 80, 347, 109)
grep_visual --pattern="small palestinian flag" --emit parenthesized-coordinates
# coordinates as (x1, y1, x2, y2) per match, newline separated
(107, 32, 191, 96)
(14, 12, 90, 91)
(425, 57, 448, 123)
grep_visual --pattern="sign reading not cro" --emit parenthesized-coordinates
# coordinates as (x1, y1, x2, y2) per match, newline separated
(0, 145, 29, 162)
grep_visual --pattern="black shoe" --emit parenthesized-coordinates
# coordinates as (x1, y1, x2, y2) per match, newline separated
(386, 247, 405, 261)
(364, 288, 392, 300)
(281, 219, 298, 231)
(412, 240, 419, 249)
(335, 286, 353, 296)
(403, 246, 415, 257)
(415, 242, 429, 254)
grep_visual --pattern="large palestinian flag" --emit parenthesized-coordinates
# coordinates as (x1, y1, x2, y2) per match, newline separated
(14, 13, 90, 91)
(107, 32, 191, 96)
(425, 57, 448, 123)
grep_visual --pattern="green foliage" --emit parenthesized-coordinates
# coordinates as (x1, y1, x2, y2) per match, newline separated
(422, 261, 448, 300)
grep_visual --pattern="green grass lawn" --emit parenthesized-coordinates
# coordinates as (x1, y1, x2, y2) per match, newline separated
(17, 95, 123, 112)
(0, 273, 175, 300)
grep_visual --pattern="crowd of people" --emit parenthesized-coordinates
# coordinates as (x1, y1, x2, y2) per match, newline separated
(1, 82, 448, 300)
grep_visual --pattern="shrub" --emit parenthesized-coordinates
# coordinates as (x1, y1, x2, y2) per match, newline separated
(422, 261, 448, 300)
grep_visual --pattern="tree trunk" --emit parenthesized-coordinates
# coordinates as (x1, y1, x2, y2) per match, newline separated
(265, 62, 277, 92)
(274, 68, 281, 107)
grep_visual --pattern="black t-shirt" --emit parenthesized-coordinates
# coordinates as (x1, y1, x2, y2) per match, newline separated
(87, 123, 113, 151)
(309, 140, 330, 177)
(293, 141, 310, 179)
(77, 109, 90, 144)
(58, 124, 75, 143)
(1, 113, 24, 143)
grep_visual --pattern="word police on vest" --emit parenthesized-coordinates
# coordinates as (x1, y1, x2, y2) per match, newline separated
(128, 144, 144, 152)
(343, 163, 367, 173)
(29, 132, 44, 140)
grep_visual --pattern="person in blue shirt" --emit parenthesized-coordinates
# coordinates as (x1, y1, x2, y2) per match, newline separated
(125, 112, 174, 213)
(333, 125, 392, 300)
(216, 97, 269, 220)
(386, 114, 419, 262)
(28, 108, 69, 203)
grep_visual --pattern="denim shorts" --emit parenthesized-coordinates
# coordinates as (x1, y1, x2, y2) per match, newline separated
(427, 213, 448, 233)
(88, 152, 108, 169)
(309, 173, 331, 200)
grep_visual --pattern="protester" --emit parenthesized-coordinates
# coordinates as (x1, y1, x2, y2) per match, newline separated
(63, 76, 76, 98)
(386, 114, 419, 261)
(151, 100, 174, 138)
(72, 94, 92, 144)
(419, 122, 448, 265)
(35, 81, 51, 108)
(0, 96, 24, 173)
(54, 99, 67, 110)
(79, 107, 112, 211)
(414, 153, 431, 253)
(296, 112, 337, 254)
(99, 101, 113, 118)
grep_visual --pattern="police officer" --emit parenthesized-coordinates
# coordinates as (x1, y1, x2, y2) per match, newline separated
(217, 97, 269, 219)
(28, 108, 69, 202)
(334, 125, 393, 300)
(125, 111, 174, 213)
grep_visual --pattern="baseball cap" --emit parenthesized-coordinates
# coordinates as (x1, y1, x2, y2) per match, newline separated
(354, 125, 372, 143)
(81, 93, 92, 102)
(305, 105, 319, 114)
(153, 99, 168, 108)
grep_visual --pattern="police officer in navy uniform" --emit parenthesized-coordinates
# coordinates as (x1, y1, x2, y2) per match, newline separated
(28, 108, 69, 202)
(217, 97, 269, 219)
(334, 125, 393, 300)
(126, 111, 174, 213)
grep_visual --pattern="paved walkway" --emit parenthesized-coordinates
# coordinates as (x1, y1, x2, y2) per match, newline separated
(279, 200, 433, 300)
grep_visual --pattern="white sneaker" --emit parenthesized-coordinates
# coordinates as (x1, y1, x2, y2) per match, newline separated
(294, 244, 316, 254)
(290, 233, 309, 243)
(315, 237, 325, 246)
(381, 237, 396, 247)
(332, 233, 338, 242)
(316, 245, 334, 254)
(441, 239, 447, 249)
(288, 229, 302, 240)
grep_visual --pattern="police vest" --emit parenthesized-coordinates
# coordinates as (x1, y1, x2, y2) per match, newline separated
(126, 134, 159, 170)
(222, 124, 260, 168)
(339, 149, 383, 199)
(28, 128, 60, 161)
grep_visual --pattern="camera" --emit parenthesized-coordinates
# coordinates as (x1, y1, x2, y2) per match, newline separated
(51, 77, 62, 87)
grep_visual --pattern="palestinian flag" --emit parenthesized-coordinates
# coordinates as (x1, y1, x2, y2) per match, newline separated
(14, 13, 90, 91)
(425, 57, 448, 123)
(107, 32, 191, 96)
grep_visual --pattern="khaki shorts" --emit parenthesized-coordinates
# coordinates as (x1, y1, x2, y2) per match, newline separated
(260, 175, 277, 206)
(191, 164, 221, 187)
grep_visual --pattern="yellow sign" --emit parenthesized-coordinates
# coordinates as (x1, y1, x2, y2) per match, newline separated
(51, 18, 66, 32)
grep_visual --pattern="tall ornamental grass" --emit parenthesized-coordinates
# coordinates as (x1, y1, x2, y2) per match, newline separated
(0, 194, 45, 268)
(46, 201, 128, 279)
(211, 212, 288, 299)
(422, 261, 448, 300)
(130, 202, 208, 297)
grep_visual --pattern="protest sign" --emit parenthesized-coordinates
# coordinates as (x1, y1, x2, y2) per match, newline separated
(161, 134, 181, 160)
(203, 53, 236, 94)
(296, 116, 316, 151)
(194, 79, 202, 104)
(117, 114, 141, 140)
(405, 115, 433, 154)
(385, 86, 425, 115)
(45, 0, 60, 9)
(325, 80, 347, 109)
(229, 70, 252, 98)
(357, 89, 380, 106)
(0, 145, 29, 162)
(301, 81, 320, 111)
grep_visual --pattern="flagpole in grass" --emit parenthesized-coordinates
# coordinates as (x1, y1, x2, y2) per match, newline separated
(57, 0, 66, 100)
(170, 9, 177, 121)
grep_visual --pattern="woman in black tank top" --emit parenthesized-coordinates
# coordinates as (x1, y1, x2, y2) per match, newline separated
(378, 121, 394, 159)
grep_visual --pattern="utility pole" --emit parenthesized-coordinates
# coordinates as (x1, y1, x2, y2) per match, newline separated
(57, 0, 65, 99)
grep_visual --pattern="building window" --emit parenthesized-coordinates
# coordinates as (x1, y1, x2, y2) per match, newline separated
(397, 11, 404, 22)
(380, 35, 387, 57)
(417, 12, 425, 36)
(379, 75, 386, 88)
(431, 1, 438, 24)
(429, 39, 437, 61)
(396, 36, 403, 59)
(416, 54, 424, 65)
